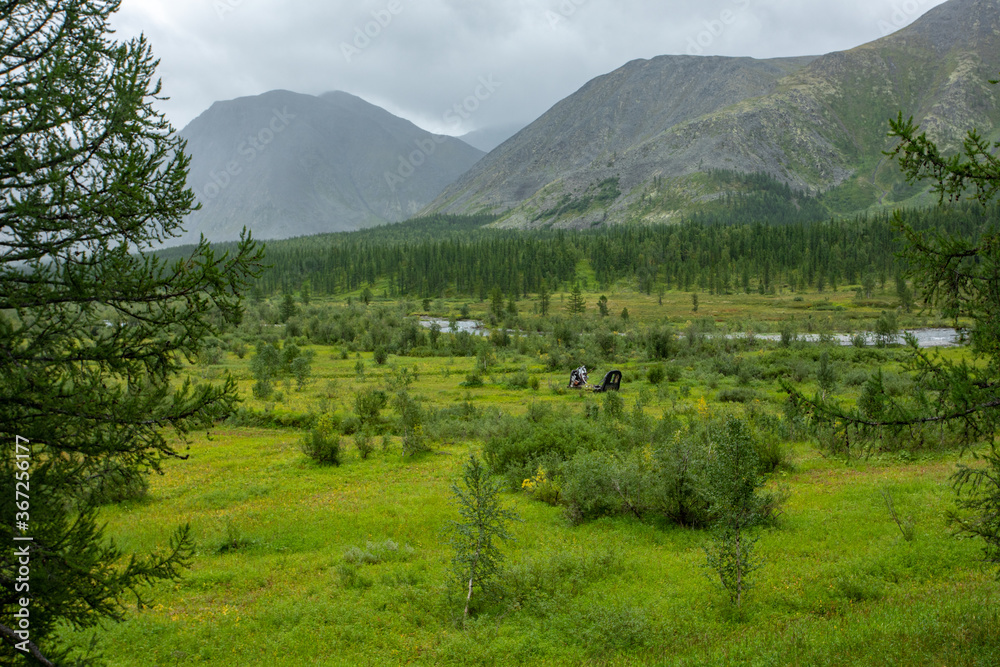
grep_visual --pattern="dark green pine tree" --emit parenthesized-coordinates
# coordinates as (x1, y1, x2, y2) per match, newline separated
(567, 281, 586, 314)
(279, 291, 298, 322)
(489, 286, 504, 320)
(0, 2, 262, 663)
(538, 281, 551, 317)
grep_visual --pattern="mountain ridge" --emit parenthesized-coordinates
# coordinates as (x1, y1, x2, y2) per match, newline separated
(425, 0, 1000, 228)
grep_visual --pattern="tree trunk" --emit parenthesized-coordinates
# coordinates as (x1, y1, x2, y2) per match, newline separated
(0, 623, 56, 667)
(735, 529, 743, 607)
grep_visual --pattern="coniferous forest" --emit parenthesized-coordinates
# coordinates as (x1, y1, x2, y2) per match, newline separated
(164, 194, 996, 302)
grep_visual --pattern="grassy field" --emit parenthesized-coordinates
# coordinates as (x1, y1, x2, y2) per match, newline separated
(61, 286, 999, 665)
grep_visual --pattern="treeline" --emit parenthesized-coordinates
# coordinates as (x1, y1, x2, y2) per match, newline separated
(157, 183, 995, 300)
(243, 201, 993, 300)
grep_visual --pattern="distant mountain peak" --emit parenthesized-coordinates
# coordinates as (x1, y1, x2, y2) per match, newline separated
(175, 90, 483, 244)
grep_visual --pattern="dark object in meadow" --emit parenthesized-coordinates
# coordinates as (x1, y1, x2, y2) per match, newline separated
(592, 370, 622, 393)
(568, 365, 589, 388)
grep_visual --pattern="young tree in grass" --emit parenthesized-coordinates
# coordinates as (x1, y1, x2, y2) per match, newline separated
(703, 417, 767, 607)
(250, 341, 281, 399)
(489, 286, 504, 320)
(0, 1, 262, 662)
(567, 281, 586, 314)
(538, 280, 551, 317)
(817, 350, 836, 397)
(506, 293, 518, 318)
(279, 291, 298, 322)
(448, 455, 519, 622)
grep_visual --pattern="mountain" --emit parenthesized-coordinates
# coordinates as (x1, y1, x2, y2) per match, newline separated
(175, 90, 484, 244)
(425, 0, 1000, 227)
(459, 122, 528, 152)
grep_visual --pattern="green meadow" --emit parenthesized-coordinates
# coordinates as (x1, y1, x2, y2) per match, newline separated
(63, 286, 999, 666)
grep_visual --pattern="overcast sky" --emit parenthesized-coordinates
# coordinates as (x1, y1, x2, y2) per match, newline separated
(110, 0, 949, 135)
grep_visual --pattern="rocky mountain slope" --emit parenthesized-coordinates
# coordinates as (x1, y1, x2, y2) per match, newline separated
(425, 0, 1000, 227)
(175, 90, 483, 244)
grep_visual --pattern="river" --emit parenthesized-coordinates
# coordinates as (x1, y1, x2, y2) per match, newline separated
(418, 318, 963, 348)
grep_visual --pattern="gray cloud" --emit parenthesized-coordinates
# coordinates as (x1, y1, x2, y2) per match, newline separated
(111, 0, 949, 134)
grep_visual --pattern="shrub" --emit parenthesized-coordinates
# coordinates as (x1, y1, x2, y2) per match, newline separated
(574, 603, 652, 655)
(252, 379, 273, 400)
(647, 364, 666, 385)
(779, 325, 797, 347)
(354, 388, 388, 430)
(646, 325, 676, 360)
(703, 416, 769, 607)
(526, 401, 550, 423)
(217, 519, 256, 554)
(717, 387, 758, 403)
(340, 415, 361, 436)
(354, 430, 375, 460)
(595, 329, 617, 358)
(290, 354, 312, 389)
(395, 390, 430, 456)
(521, 465, 561, 506)
(343, 539, 414, 565)
(602, 391, 625, 421)
(665, 363, 682, 382)
(560, 450, 622, 524)
(301, 413, 342, 465)
(484, 414, 596, 488)
(507, 371, 530, 389)
(462, 371, 484, 387)
(650, 429, 711, 528)
(745, 409, 791, 473)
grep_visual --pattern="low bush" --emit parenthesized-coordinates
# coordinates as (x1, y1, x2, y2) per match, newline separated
(506, 370, 530, 389)
(560, 449, 623, 524)
(301, 413, 342, 465)
(354, 430, 375, 459)
(717, 387, 758, 403)
(665, 363, 682, 382)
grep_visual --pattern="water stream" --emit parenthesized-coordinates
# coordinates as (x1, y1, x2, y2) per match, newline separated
(418, 318, 963, 348)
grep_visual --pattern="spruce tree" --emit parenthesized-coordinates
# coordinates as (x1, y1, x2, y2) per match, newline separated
(448, 455, 519, 622)
(538, 281, 550, 317)
(0, 2, 261, 662)
(567, 281, 586, 314)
